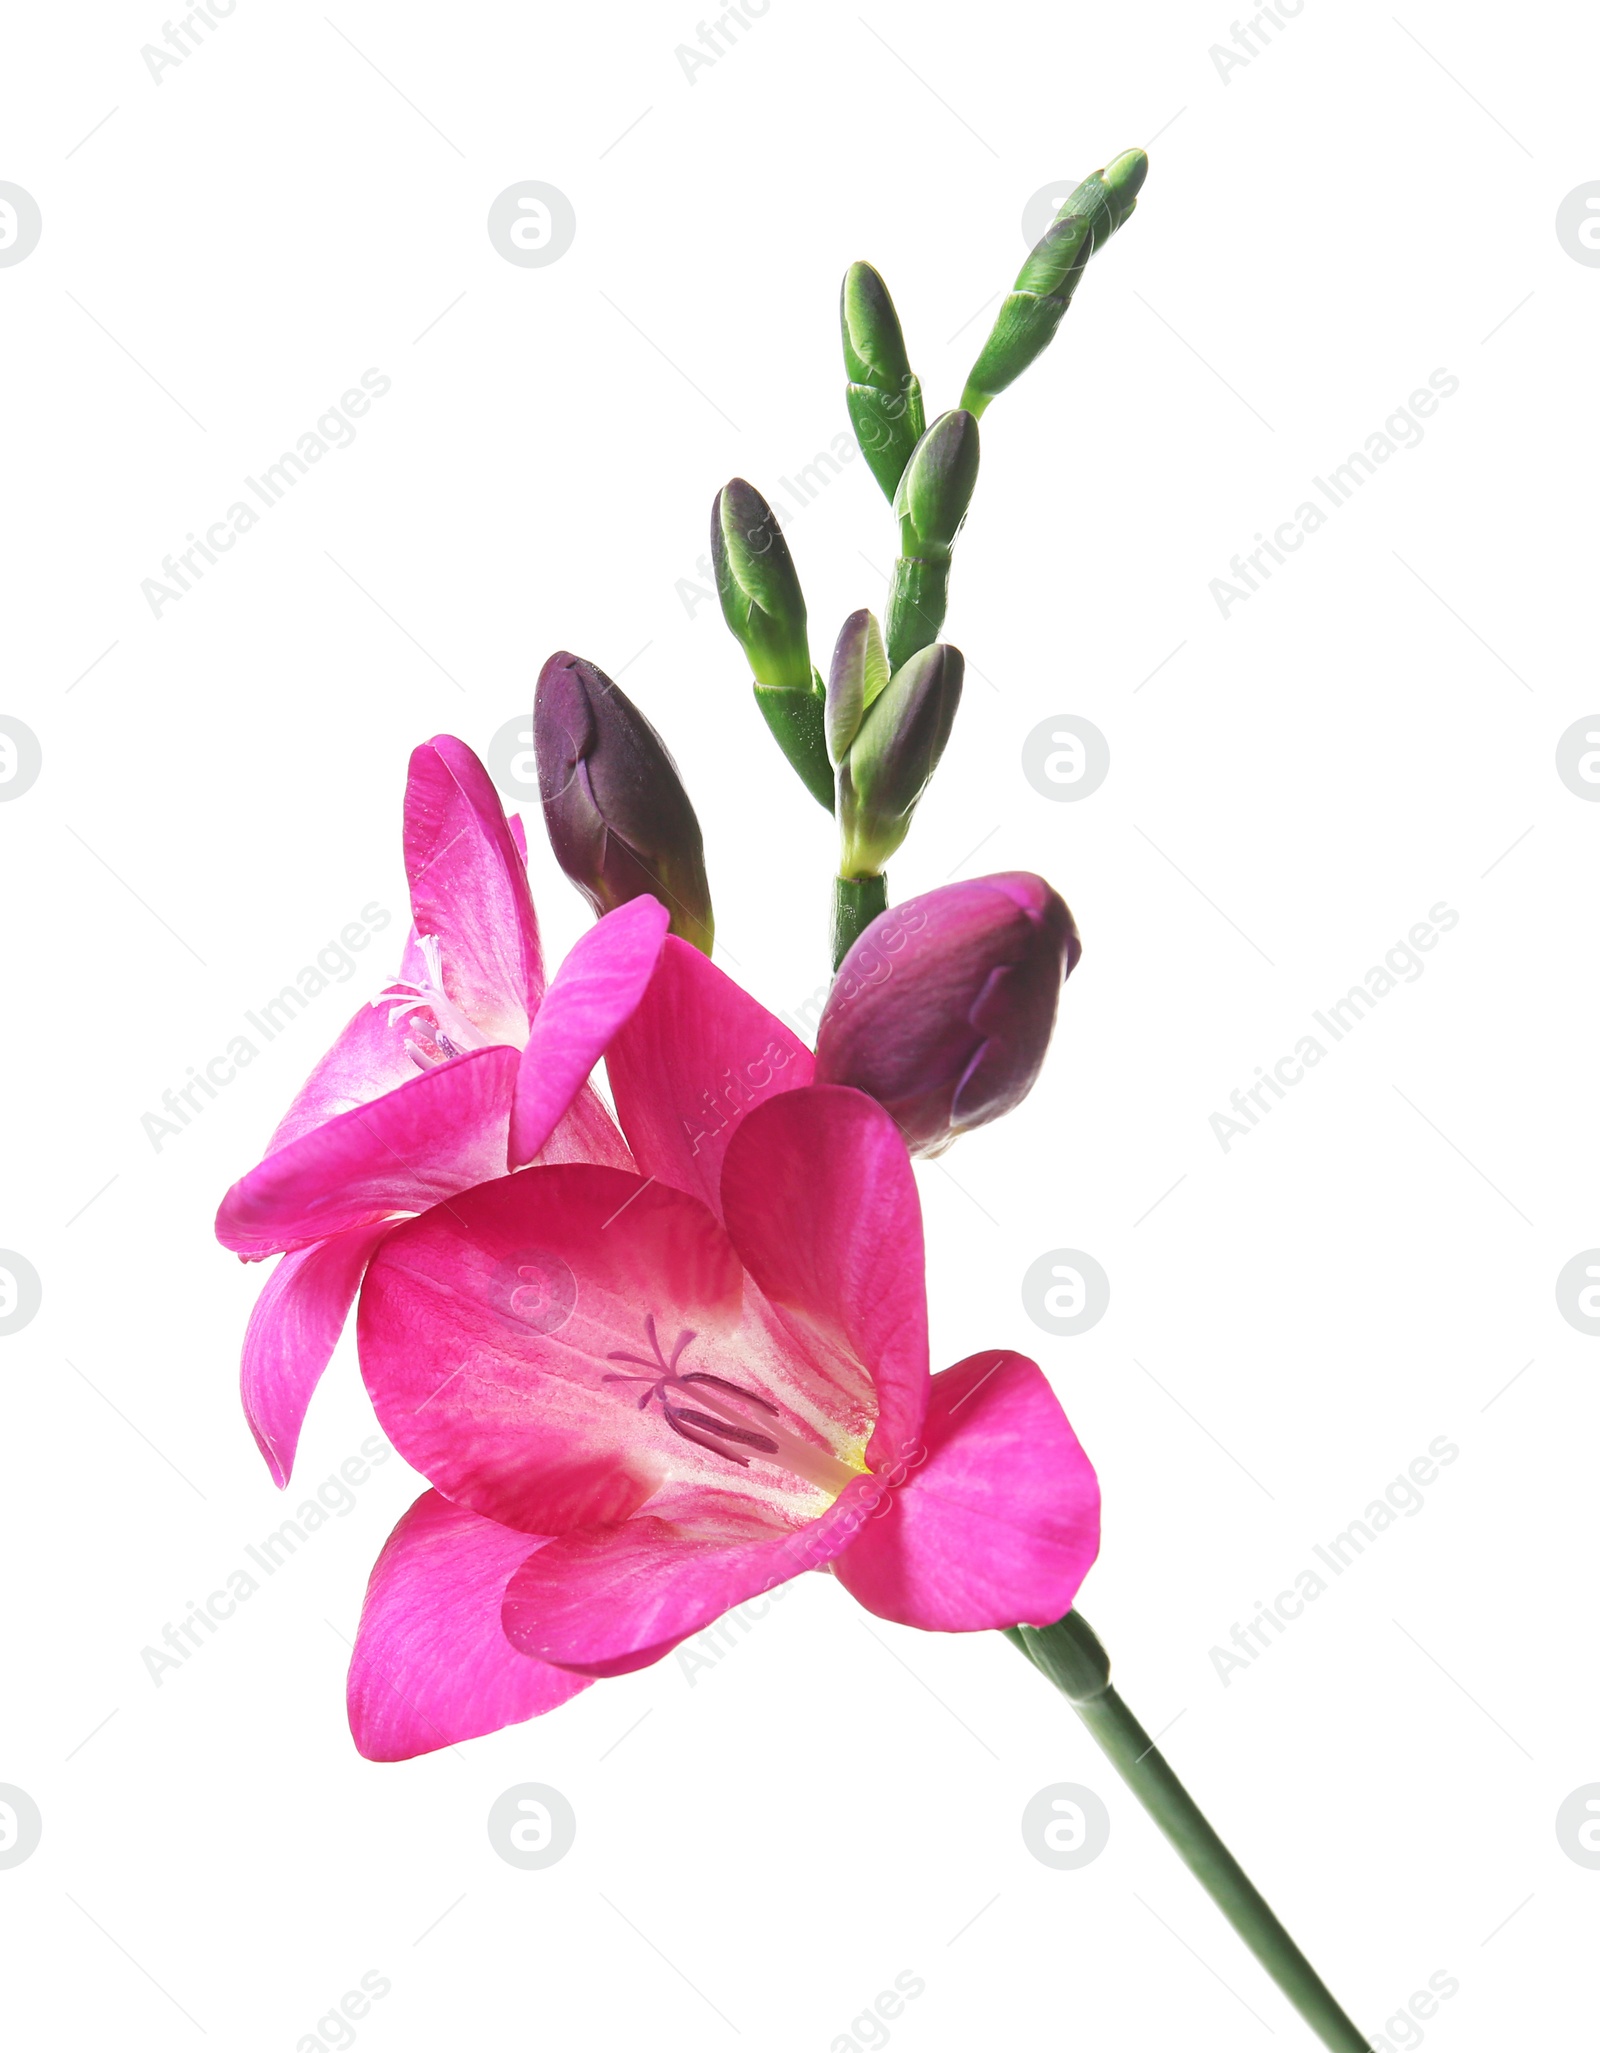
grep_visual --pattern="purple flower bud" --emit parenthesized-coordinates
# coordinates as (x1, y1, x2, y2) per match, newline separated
(535, 650, 714, 954)
(815, 873, 1079, 1154)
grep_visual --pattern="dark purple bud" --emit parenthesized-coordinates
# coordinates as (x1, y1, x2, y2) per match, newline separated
(815, 873, 1079, 1154)
(535, 650, 714, 954)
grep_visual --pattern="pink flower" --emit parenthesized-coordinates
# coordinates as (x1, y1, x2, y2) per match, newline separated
(345, 941, 1100, 1759)
(215, 735, 671, 1488)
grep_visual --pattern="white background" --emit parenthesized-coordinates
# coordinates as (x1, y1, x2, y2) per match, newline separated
(2, 1, 1596, 2047)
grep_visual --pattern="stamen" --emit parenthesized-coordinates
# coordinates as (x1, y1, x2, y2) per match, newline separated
(600, 1313, 861, 1493)
(368, 931, 495, 1065)
(662, 1409, 752, 1465)
(664, 1404, 779, 1455)
(680, 1371, 779, 1415)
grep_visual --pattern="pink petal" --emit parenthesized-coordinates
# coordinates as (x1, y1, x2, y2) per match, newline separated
(405, 737, 543, 1045)
(530, 1082, 635, 1172)
(240, 1220, 394, 1487)
(265, 998, 420, 1156)
(501, 1480, 880, 1676)
(604, 937, 814, 1219)
(215, 1044, 519, 1258)
(831, 1351, 1100, 1631)
(358, 1163, 855, 1537)
(348, 1489, 589, 1761)
(509, 896, 670, 1168)
(359, 1165, 744, 1534)
(721, 1086, 929, 1471)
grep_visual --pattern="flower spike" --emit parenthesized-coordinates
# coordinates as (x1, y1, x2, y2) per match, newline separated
(961, 148, 1148, 418)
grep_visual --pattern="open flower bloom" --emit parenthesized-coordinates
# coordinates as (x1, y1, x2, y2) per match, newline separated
(349, 1081, 1100, 1759)
(214, 735, 672, 1487)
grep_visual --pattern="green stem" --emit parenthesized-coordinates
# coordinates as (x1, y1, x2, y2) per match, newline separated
(884, 553, 950, 673)
(1006, 1613, 1368, 2053)
(831, 873, 887, 970)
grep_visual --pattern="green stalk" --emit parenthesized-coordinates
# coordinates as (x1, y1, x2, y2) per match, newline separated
(831, 873, 887, 970)
(1006, 1613, 1369, 2053)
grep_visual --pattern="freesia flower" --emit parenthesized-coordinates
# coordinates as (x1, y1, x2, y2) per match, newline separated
(347, 1081, 1099, 1758)
(214, 735, 671, 1488)
(815, 872, 1079, 1155)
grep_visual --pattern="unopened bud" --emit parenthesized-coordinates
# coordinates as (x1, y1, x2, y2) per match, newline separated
(885, 411, 980, 671)
(841, 262, 926, 503)
(961, 148, 1148, 417)
(535, 650, 713, 954)
(816, 872, 1079, 1154)
(711, 478, 810, 690)
(837, 643, 963, 878)
(894, 408, 982, 553)
(711, 478, 832, 809)
(824, 607, 890, 768)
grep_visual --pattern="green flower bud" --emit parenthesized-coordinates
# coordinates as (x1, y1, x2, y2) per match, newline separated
(711, 477, 810, 689)
(841, 262, 926, 503)
(824, 607, 890, 768)
(838, 641, 964, 877)
(961, 147, 1148, 418)
(884, 411, 980, 671)
(711, 478, 833, 810)
(894, 407, 981, 553)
